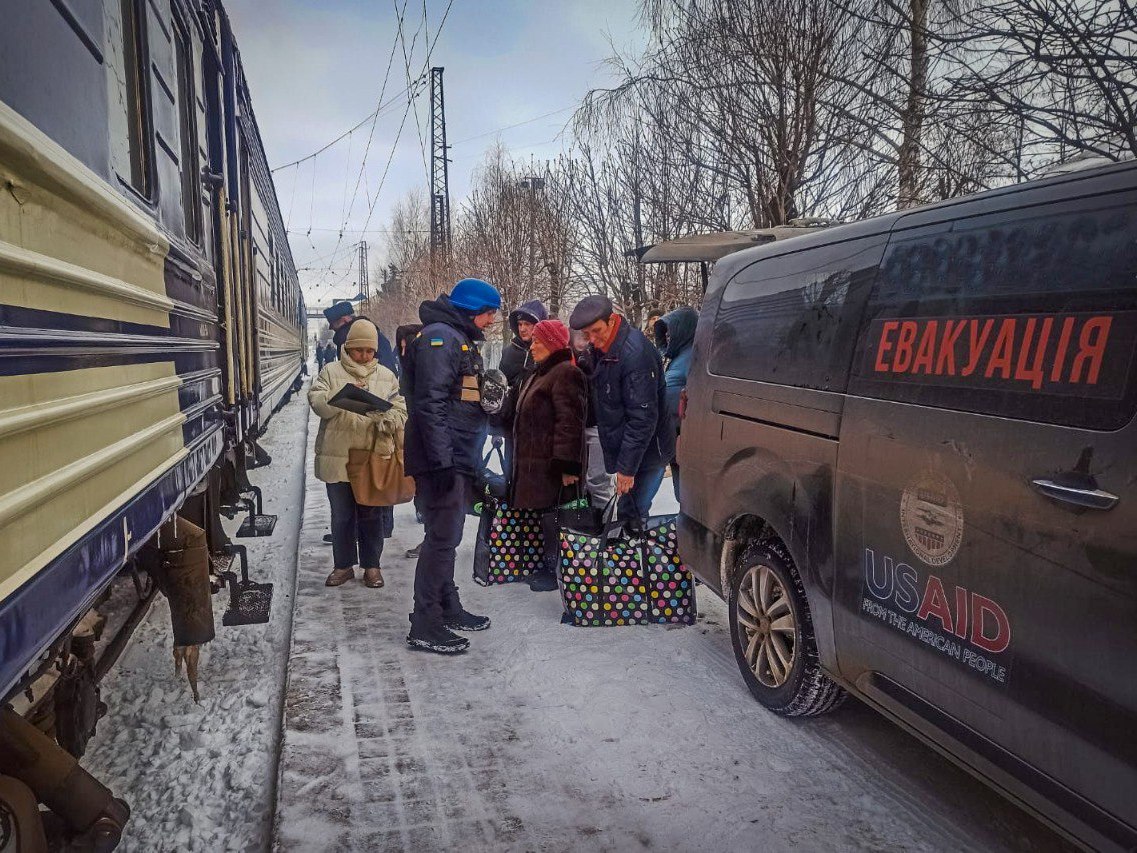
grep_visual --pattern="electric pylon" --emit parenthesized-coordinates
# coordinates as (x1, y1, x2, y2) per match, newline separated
(358, 240, 368, 307)
(429, 67, 451, 264)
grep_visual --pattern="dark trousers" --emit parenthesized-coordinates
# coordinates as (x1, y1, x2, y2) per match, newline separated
(412, 473, 471, 620)
(617, 465, 667, 522)
(327, 482, 393, 569)
(539, 510, 560, 576)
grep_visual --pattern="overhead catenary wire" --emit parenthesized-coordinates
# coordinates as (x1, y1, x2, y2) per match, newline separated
(269, 85, 414, 173)
(313, 0, 414, 293)
(302, 0, 459, 305)
(449, 105, 575, 147)
(398, 0, 431, 180)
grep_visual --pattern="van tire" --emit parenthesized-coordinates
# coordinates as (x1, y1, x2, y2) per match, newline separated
(728, 539, 846, 717)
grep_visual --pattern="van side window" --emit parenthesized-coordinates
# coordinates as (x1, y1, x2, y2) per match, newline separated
(710, 236, 887, 391)
(851, 195, 1137, 429)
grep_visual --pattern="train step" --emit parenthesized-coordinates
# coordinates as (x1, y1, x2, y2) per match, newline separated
(219, 544, 273, 626)
(235, 486, 278, 538)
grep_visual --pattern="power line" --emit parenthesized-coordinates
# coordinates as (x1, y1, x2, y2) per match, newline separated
(269, 86, 413, 172)
(449, 105, 574, 146)
(398, 0, 431, 180)
(316, 0, 415, 290)
(303, 0, 458, 302)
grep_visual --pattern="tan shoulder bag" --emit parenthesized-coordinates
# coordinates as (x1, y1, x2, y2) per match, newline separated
(346, 426, 415, 506)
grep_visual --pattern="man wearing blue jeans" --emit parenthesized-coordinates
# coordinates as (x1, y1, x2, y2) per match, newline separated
(569, 296, 672, 522)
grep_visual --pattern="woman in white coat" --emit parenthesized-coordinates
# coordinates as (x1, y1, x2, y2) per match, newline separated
(309, 319, 408, 588)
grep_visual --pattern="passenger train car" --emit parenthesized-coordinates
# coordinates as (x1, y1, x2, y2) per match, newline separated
(0, 0, 303, 765)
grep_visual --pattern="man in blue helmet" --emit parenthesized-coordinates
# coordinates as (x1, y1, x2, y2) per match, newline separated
(402, 277, 502, 654)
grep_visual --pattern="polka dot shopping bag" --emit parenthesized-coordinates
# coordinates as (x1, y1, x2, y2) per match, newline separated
(472, 496, 545, 585)
(557, 499, 697, 627)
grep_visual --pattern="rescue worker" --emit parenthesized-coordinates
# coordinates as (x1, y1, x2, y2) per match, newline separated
(402, 278, 502, 654)
(653, 306, 698, 500)
(569, 295, 671, 522)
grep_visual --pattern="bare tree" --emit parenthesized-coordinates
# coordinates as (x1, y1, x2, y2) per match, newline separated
(940, 0, 1137, 166)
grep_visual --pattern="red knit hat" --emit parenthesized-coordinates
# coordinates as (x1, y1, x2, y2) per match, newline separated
(532, 319, 570, 353)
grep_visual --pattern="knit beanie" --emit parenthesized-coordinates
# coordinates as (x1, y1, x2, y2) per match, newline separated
(449, 278, 502, 313)
(532, 319, 570, 353)
(343, 319, 379, 351)
(323, 300, 354, 323)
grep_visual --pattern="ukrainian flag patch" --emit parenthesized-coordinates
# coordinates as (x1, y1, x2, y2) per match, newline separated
(430, 338, 444, 347)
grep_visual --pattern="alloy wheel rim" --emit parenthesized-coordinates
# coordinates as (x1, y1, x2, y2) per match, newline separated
(736, 564, 796, 688)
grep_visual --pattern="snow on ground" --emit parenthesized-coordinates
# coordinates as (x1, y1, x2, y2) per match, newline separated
(82, 383, 310, 853)
(275, 406, 1071, 853)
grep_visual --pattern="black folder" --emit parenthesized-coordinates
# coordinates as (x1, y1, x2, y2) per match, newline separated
(328, 384, 394, 415)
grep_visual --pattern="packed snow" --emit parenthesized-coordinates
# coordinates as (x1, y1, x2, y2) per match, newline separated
(81, 385, 309, 853)
(79, 372, 1070, 852)
(273, 404, 1070, 852)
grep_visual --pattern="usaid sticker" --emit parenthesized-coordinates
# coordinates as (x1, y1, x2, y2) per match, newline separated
(900, 472, 964, 567)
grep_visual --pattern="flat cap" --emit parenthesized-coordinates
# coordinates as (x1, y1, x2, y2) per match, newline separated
(323, 300, 355, 323)
(568, 295, 615, 330)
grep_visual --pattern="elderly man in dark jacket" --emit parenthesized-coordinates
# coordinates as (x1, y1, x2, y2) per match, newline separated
(402, 277, 501, 654)
(498, 299, 548, 388)
(654, 306, 698, 500)
(570, 295, 672, 522)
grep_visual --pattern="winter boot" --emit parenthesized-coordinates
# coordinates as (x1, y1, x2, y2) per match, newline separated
(443, 608, 491, 631)
(325, 567, 354, 587)
(405, 541, 423, 559)
(528, 571, 558, 593)
(406, 615, 469, 654)
(362, 567, 385, 588)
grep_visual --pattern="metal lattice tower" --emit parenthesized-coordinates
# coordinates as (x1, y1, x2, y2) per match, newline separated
(429, 67, 451, 262)
(358, 240, 368, 306)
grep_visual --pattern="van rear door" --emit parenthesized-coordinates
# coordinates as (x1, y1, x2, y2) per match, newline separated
(833, 169, 1137, 849)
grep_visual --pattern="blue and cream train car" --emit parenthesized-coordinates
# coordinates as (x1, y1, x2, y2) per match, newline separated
(0, 0, 304, 711)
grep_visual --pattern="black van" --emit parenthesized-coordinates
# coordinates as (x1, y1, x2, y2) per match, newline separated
(676, 160, 1137, 851)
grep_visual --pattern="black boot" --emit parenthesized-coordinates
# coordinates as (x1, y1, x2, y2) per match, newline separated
(406, 615, 469, 654)
(405, 540, 423, 559)
(443, 608, 491, 631)
(528, 571, 558, 592)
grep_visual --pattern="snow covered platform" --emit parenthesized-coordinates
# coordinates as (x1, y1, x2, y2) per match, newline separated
(275, 408, 1068, 852)
(82, 383, 310, 852)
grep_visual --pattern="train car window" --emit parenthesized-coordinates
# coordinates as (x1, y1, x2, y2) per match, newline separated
(173, 24, 202, 244)
(120, 0, 152, 196)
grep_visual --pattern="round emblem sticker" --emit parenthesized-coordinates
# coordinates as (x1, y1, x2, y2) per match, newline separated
(900, 472, 964, 567)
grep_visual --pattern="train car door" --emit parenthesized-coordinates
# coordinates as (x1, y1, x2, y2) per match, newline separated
(833, 171, 1137, 849)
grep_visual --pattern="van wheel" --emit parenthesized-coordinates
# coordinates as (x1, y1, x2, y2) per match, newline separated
(728, 540, 845, 717)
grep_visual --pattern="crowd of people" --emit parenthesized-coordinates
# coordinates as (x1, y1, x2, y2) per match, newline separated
(307, 280, 696, 655)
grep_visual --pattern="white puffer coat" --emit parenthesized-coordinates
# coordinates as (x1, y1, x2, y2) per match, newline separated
(308, 352, 408, 483)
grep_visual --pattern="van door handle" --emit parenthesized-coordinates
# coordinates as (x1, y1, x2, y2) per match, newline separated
(1030, 478, 1119, 510)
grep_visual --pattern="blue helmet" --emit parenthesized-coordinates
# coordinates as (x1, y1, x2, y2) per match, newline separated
(449, 278, 501, 313)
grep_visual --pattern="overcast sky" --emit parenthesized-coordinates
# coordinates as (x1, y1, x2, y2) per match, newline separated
(224, 0, 643, 307)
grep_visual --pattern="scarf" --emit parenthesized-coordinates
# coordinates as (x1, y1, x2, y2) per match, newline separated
(339, 349, 378, 381)
(598, 314, 622, 353)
